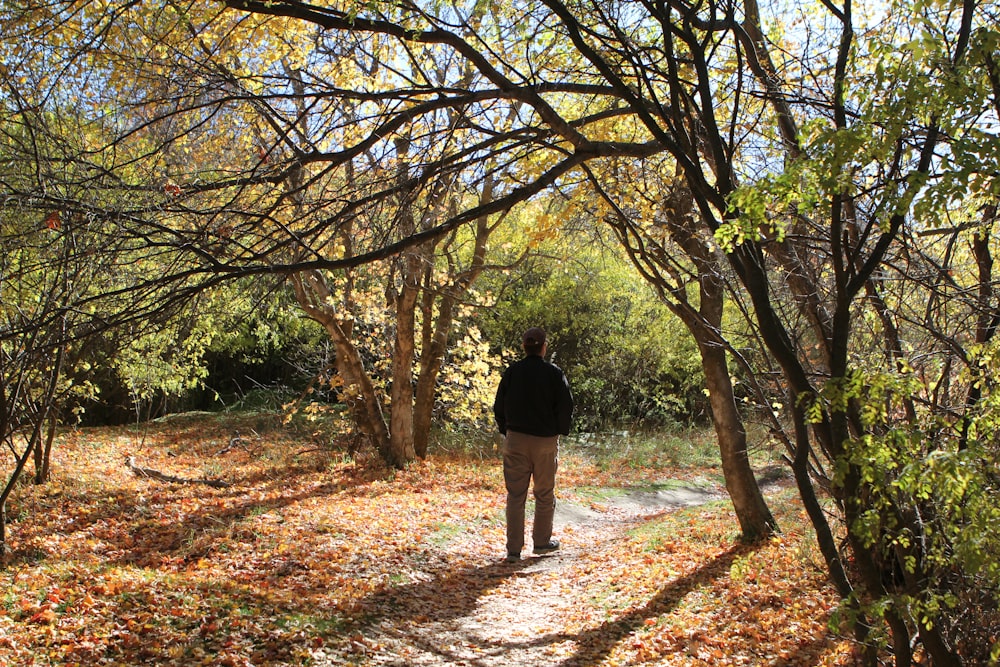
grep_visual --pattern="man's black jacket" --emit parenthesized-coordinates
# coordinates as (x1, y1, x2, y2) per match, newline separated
(493, 355, 573, 437)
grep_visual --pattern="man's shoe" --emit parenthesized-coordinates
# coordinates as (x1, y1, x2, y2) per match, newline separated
(533, 539, 560, 555)
(505, 553, 520, 563)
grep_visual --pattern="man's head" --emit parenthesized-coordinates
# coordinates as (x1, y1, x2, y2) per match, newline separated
(522, 327, 547, 356)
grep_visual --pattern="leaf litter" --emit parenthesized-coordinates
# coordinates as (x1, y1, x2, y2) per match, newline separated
(0, 414, 857, 665)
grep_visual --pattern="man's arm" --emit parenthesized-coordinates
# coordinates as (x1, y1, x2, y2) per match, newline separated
(556, 371, 573, 436)
(493, 370, 508, 434)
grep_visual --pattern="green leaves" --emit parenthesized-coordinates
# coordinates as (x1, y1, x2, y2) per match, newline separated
(833, 369, 1000, 651)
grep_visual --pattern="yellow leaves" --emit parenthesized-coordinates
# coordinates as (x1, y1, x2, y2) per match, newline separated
(526, 211, 567, 248)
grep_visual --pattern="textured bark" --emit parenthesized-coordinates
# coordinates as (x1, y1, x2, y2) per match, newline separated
(292, 271, 392, 464)
(412, 290, 455, 459)
(388, 254, 420, 467)
(412, 175, 495, 458)
(668, 186, 777, 541)
(699, 340, 776, 541)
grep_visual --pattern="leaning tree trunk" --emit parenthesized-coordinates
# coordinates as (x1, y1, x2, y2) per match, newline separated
(291, 271, 392, 464)
(664, 182, 778, 541)
(282, 72, 394, 466)
(672, 289, 778, 542)
(328, 318, 392, 464)
(610, 190, 778, 541)
(697, 336, 777, 541)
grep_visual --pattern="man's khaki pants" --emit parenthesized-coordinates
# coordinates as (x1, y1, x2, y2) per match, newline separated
(503, 431, 558, 556)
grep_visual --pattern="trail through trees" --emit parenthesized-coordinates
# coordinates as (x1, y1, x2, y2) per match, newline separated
(313, 486, 725, 666)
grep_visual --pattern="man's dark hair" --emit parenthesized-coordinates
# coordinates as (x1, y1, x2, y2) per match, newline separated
(522, 327, 546, 355)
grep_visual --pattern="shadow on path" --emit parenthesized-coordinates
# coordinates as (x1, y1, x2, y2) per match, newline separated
(556, 543, 755, 666)
(347, 541, 759, 666)
(348, 556, 536, 665)
(345, 495, 758, 667)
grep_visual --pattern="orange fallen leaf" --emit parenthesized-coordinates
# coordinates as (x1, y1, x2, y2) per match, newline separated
(29, 608, 57, 625)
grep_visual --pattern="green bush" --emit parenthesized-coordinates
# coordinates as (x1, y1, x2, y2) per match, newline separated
(477, 235, 706, 430)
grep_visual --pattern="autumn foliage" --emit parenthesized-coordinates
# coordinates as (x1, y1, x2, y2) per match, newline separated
(1, 414, 857, 666)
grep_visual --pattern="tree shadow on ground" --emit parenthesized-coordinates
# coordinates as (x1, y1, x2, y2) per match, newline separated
(2, 455, 378, 570)
(351, 536, 846, 667)
(556, 543, 753, 666)
(347, 556, 535, 664)
(349, 541, 754, 666)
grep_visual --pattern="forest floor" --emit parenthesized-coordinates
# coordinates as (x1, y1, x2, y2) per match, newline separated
(1, 413, 859, 666)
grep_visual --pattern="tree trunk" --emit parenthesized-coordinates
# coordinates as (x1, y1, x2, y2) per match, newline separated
(665, 182, 778, 541)
(33, 412, 57, 485)
(411, 174, 495, 458)
(32, 333, 65, 485)
(33, 422, 45, 484)
(291, 271, 392, 463)
(388, 258, 420, 468)
(0, 439, 34, 561)
(412, 291, 455, 458)
(698, 337, 777, 541)
(1, 425, 47, 561)
(673, 294, 778, 542)
(609, 183, 778, 541)
(330, 319, 392, 463)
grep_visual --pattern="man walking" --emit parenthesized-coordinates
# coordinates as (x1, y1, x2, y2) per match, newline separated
(494, 327, 573, 563)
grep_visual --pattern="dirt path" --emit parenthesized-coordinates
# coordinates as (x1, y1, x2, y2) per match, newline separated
(316, 486, 722, 666)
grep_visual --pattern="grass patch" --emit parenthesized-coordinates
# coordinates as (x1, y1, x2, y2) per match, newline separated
(627, 498, 735, 551)
(426, 520, 468, 546)
(428, 425, 500, 458)
(564, 426, 721, 470)
(567, 479, 713, 504)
